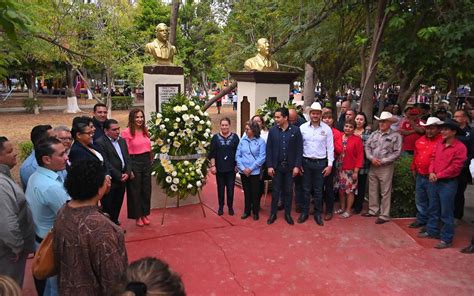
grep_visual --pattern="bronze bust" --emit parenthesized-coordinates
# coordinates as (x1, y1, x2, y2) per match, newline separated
(244, 38, 278, 72)
(145, 23, 177, 66)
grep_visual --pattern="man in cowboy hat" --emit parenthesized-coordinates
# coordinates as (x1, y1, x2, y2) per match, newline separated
(298, 102, 334, 225)
(409, 117, 443, 229)
(362, 111, 402, 224)
(419, 119, 467, 249)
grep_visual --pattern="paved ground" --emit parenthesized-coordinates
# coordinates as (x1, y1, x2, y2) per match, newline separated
(21, 179, 474, 295)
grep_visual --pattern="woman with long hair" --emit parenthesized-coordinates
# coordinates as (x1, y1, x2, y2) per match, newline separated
(251, 114, 269, 142)
(353, 112, 372, 214)
(208, 118, 240, 216)
(122, 109, 152, 227)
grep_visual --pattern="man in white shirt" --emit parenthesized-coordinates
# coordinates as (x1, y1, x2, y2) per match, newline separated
(299, 102, 334, 225)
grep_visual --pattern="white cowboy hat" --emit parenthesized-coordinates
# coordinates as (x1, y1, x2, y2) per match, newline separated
(374, 111, 397, 122)
(308, 102, 322, 112)
(420, 117, 443, 126)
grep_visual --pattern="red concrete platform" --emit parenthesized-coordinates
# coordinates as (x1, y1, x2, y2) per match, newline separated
(22, 177, 474, 295)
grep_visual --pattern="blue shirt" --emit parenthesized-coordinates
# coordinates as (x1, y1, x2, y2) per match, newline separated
(25, 166, 70, 238)
(236, 136, 266, 175)
(20, 151, 67, 190)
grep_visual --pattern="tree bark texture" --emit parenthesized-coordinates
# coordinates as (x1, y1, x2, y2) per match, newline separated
(303, 62, 315, 107)
(203, 81, 237, 111)
(169, 0, 180, 46)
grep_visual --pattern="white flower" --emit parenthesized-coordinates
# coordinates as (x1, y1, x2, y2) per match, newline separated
(173, 106, 182, 112)
(172, 171, 177, 177)
(167, 138, 171, 143)
(156, 138, 164, 146)
(197, 125, 203, 131)
(196, 181, 202, 187)
(155, 118, 161, 125)
(173, 178, 179, 184)
(164, 118, 170, 122)
(195, 105, 200, 111)
(160, 145, 169, 153)
(176, 117, 181, 122)
(187, 184, 193, 189)
(183, 161, 190, 166)
(151, 171, 156, 176)
(169, 132, 175, 137)
(204, 133, 209, 138)
(204, 112, 209, 116)
(196, 169, 201, 175)
(170, 184, 178, 192)
(182, 114, 190, 121)
(199, 120, 205, 124)
(165, 176, 172, 183)
(205, 128, 211, 134)
(181, 105, 188, 111)
(199, 110, 204, 116)
(159, 124, 166, 130)
(173, 141, 181, 148)
(206, 121, 212, 127)
(157, 113, 163, 118)
(194, 116, 200, 122)
(173, 123, 179, 129)
(190, 101, 196, 107)
(186, 128, 192, 134)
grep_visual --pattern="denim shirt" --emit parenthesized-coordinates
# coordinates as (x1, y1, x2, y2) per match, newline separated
(20, 150, 67, 190)
(236, 136, 266, 175)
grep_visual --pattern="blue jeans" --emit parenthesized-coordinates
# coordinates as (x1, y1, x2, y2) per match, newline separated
(415, 174, 433, 224)
(302, 158, 326, 215)
(426, 179, 457, 243)
(271, 167, 294, 215)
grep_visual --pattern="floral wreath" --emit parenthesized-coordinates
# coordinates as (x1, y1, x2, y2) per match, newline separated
(256, 98, 296, 128)
(148, 93, 212, 199)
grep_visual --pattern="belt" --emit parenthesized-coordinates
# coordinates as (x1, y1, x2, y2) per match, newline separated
(35, 235, 43, 243)
(130, 152, 150, 158)
(303, 157, 327, 162)
(437, 177, 456, 183)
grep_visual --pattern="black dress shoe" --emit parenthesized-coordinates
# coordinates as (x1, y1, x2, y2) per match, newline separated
(241, 213, 250, 219)
(324, 213, 333, 221)
(362, 213, 376, 217)
(228, 208, 235, 216)
(314, 215, 324, 226)
(285, 214, 295, 225)
(267, 214, 277, 225)
(217, 208, 224, 216)
(460, 244, 474, 254)
(297, 213, 308, 224)
(253, 213, 259, 221)
(408, 221, 425, 228)
(375, 218, 389, 224)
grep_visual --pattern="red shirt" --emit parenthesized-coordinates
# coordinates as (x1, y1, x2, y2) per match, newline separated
(339, 134, 364, 170)
(332, 127, 343, 158)
(400, 118, 424, 151)
(429, 139, 467, 180)
(411, 134, 442, 175)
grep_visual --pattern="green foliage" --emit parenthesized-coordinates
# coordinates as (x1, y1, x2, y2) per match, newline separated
(22, 98, 41, 113)
(391, 155, 417, 218)
(111, 96, 134, 110)
(18, 141, 33, 161)
(0, 0, 30, 41)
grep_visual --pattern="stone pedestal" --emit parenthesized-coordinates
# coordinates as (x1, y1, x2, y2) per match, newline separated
(143, 65, 184, 122)
(230, 71, 299, 136)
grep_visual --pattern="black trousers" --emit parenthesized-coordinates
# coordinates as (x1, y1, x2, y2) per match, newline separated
(454, 166, 471, 219)
(216, 171, 236, 209)
(271, 167, 293, 215)
(241, 174, 261, 215)
(127, 153, 152, 219)
(102, 181, 126, 223)
(353, 173, 368, 213)
(323, 161, 336, 214)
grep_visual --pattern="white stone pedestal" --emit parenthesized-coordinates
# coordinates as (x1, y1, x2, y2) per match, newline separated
(230, 72, 299, 136)
(143, 65, 184, 122)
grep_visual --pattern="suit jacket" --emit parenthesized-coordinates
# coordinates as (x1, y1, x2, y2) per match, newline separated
(68, 141, 110, 175)
(266, 124, 303, 170)
(95, 136, 132, 182)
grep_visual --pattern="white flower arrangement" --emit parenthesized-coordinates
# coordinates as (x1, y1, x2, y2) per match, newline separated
(148, 93, 212, 199)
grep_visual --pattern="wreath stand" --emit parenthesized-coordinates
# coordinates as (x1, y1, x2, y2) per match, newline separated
(161, 191, 207, 225)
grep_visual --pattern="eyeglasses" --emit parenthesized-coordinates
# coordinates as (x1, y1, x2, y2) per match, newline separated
(58, 137, 72, 141)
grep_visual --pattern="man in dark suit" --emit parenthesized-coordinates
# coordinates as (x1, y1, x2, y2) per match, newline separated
(95, 119, 132, 225)
(266, 107, 303, 225)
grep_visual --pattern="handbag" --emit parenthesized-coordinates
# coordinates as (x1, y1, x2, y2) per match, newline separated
(31, 229, 58, 280)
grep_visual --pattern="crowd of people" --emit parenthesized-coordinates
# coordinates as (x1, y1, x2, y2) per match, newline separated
(208, 98, 473, 252)
(0, 103, 184, 295)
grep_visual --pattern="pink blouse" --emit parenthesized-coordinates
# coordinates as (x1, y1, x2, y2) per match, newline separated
(121, 128, 151, 155)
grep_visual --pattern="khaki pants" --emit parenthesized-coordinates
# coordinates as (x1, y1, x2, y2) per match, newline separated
(368, 164, 395, 220)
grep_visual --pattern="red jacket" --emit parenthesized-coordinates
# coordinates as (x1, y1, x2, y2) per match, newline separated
(429, 139, 467, 180)
(411, 134, 442, 175)
(339, 134, 364, 170)
(332, 127, 343, 158)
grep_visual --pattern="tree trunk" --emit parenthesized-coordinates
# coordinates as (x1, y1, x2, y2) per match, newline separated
(27, 69, 40, 115)
(203, 81, 237, 111)
(398, 72, 424, 110)
(65, 63, 81, 113)
(200, 71, 209, 97)
(360, 0, 390, 124)
(106, 67, 113, 118)
(303, 62, 315, 107)
(169, 0, 180, 46)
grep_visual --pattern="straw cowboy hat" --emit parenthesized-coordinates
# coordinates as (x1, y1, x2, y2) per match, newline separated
(308, 102, 322, 112)
(420, 117, 443, 126)
(374, 111, 397, 122)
